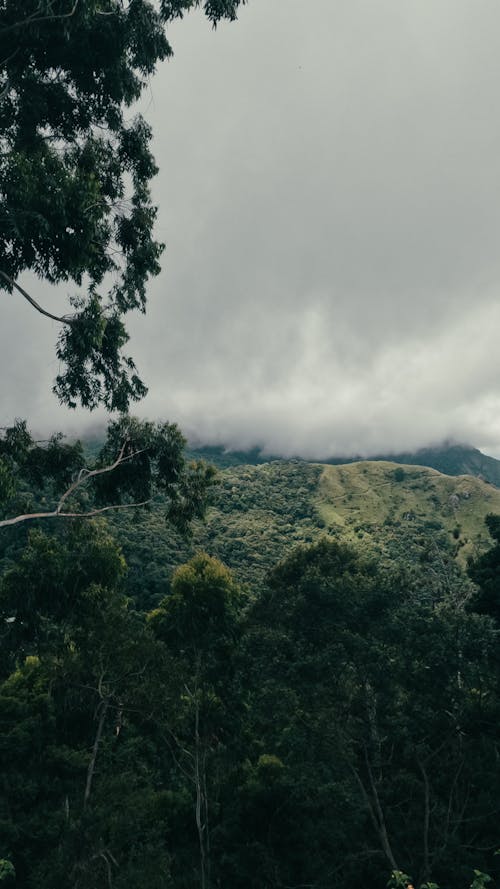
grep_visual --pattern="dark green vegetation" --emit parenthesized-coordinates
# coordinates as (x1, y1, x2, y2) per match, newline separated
(105, 456, 500, 608)
(1, 512, 499, 888)
(0, 0, 245, 410)
(0, 418, 215, 533)
(377, 443, 500, 487)
(1, 433, 500, 888)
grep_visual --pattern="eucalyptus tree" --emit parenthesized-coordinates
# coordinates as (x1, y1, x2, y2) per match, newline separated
(0, 0, 246, 411)
(0, 416, 216, 529)
(149, 553, 243, 889)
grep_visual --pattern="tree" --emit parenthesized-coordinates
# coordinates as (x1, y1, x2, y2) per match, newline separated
(0, 520, 179, 888)
(149, 554, 243, 889)
(0, 415, 216, 529)
(0, 0, 246, 411)
(238, 539, 500, 889)
(468, 514, 500, 623)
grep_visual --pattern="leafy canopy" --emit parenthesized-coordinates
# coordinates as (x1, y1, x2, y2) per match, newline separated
(0, 0, 246, 410)
(0, 416, 217, 531)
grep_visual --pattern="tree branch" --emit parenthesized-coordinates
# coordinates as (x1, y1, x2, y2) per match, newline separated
(0, 441, 150, 528)
(84, 695, 109, 810)
(362, 750, 399, 872)
(418, 757, 431, 885)
(0, 271, 76, 324)
(0, 0, 79, 36)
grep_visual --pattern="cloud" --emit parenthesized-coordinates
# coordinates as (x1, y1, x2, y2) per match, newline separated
(3, 0, 500, 458)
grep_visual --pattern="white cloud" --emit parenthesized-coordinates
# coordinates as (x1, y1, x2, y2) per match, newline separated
(3, 0, 500, 459)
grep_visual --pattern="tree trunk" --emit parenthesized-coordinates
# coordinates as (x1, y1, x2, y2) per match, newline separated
(84, 697, 109, 810)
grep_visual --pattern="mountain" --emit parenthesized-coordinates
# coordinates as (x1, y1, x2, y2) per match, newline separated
(109, 458, 500, 608)
(335, 444, 500, 486)
(187, 442, 500, 486)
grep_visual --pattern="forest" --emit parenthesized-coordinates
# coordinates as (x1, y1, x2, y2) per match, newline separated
(1, 420, 500, 888)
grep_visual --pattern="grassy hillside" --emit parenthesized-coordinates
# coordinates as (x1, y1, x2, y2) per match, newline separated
(108, 458, 500, 607)
(316, 460, 500, 565)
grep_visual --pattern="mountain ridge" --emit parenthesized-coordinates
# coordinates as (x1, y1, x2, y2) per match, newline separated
(186, 442, 500, 486)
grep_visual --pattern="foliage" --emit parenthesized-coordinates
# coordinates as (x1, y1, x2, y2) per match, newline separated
(0, 0, 246, 410)
(388, 869, 495, 889)
(236, 539, 500, 888)
(103, 456, 489, 609)
(2, 453, 500, 887)
(387, 872, 413, 889)
(149, 553, 243, 889)
(150, 552, 241, 653)
(94, 415, 217, 533)
(321, 443, 500, 488)
(0, 417, 216, 534)
(468, 513, 500, 622)
(0, 860, 14, 883)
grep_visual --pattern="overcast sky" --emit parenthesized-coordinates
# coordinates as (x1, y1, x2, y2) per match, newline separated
(3, 0, 500, 458)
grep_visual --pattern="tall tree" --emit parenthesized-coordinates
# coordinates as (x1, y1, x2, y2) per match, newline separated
(0, 0, 246, 410)
(149, 553, 243, 889)
(0, 521, 182, 888)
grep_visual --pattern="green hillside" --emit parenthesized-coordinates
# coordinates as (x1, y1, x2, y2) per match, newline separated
(188, 442, 500, 486)
(316, 460, 500, 564)
(363, 444, 500, 486)
(110, 458, 500, 607)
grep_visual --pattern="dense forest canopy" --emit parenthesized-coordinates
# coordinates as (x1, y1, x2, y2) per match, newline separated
(1, 519, 499, 888)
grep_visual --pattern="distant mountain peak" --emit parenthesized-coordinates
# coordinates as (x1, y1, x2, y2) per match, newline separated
(187, 442, 500, 488)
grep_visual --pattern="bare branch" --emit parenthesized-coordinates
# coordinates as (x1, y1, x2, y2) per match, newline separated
(55, 438, 130, 511)
(84, 697, 109, 810)
(0, 271, 76, 325)
(418, 757, 431, 885)
(0, 500, 151, 528)
(0, 441, 151, 528)
(0, 0, 79, 36)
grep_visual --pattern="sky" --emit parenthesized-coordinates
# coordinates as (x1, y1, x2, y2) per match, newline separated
(3, 0, 500, 458)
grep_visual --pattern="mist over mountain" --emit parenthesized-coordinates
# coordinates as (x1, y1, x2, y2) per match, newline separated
(187, 440, 500, 488)
(4, 0, 500, 458)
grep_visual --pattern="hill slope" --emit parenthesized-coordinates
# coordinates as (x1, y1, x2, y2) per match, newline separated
(109, 459, 500, 607)
(188, 443, 500, 486)
(316, 460, 499, 563)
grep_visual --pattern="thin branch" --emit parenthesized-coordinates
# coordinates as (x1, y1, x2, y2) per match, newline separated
(0, 500, 151, 528)
(0, 271, 76, 324)
(0, 0, 79, 36)
(364, 750, 399, 871)
(0, 441, 150, 528)
(84, 696, 109, 810)
(55, 438, 129, 511)
(418, 758, 431, 885)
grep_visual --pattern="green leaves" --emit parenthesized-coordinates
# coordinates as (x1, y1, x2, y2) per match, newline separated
(54, 299, 148, 411)
(0, 860, 15, 883)
(387, 872, 412, 889)
(95, 416, 217, 530)
(150, 552, 240, 655)
(0, 0, 245, 410)
(470, 872, 493, 889)
(0, 417, 215, 535)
